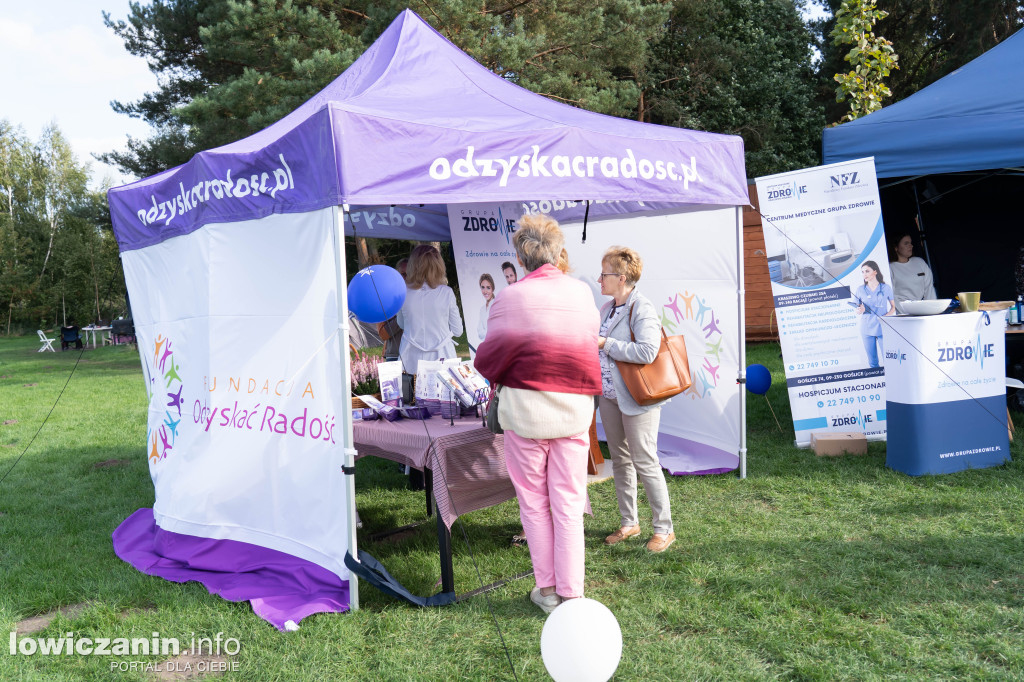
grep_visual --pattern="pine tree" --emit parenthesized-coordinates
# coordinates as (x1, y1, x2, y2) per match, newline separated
(102, 1, 671, 178)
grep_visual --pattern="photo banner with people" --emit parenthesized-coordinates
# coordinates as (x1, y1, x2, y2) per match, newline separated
(449, 202, 742, 474)
(755, 158, 891, 446)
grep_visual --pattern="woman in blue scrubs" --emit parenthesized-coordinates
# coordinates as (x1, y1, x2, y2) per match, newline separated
(854, 260, 895, 368)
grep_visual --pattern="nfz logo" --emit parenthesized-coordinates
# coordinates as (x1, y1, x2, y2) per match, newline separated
(829, 172, 860, 188)
(884, 349, 906, 364)
(938, 339, 995, 366)
(462, 209, 517, 244)
(765, 182, 807, 201)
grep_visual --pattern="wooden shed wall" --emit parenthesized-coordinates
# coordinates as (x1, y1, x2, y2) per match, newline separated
(743, 185, 778, 343)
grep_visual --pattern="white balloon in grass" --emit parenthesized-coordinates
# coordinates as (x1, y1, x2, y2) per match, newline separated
(541, 598, 622, 682)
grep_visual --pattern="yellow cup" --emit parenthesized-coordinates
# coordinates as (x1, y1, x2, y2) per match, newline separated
(958, 291, 981, 312)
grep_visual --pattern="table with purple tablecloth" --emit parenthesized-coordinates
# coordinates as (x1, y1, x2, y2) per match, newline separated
(353, 416, 519, 594)
(353, 416, 516, 531)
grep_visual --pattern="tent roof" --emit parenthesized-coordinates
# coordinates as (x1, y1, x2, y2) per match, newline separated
(822, 28, 1024, 178)
(109, 10, 747, 251)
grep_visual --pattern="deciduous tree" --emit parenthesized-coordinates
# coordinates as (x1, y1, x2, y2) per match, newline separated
(830, 0, 898, 123)
(0, 121, 123, 332)
(641, 0, 825, 177)
(813, 0, 1024, 121)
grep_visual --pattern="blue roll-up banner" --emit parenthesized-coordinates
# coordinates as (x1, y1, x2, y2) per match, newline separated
(755, 158, 891, 446)
(883, 311, 1010, 475)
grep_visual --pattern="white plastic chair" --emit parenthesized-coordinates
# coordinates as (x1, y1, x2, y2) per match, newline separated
(37, 330, 55, 352)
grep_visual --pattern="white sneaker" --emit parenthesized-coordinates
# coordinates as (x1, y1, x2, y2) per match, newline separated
(529, 587, 561, 614)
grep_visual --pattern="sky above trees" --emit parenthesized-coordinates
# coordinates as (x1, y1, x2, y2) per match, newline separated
(2, 1, 1023, 188)
(0, 1, 156, 188)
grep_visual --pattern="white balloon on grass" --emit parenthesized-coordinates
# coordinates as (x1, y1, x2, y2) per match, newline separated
(540, 598, 622, 682)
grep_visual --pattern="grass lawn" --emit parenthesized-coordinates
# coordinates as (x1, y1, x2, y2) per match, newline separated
(2, 335, 1023, 680)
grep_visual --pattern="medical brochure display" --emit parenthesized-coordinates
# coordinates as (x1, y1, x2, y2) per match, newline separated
(883, 311, 1010, 475)
(755, 158, 890, 446)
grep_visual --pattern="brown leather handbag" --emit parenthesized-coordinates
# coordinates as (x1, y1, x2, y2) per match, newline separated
(615, 303, 692, 406)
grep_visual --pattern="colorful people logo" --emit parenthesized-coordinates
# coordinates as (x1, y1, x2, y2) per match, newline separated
(146, 334, 184, 463)
(662, 291, 724, 400)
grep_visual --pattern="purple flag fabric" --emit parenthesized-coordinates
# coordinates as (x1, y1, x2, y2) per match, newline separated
(112, 509, 350, 631)
(108, 9, 747, 252)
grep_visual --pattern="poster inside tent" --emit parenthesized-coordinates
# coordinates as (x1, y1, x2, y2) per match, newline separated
(755, 158, 891, 446)
(448, 202, 742, 474)
(446, 204, 532, 353)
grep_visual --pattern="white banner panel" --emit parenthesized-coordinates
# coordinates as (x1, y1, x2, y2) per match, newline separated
(450, 203, 741, 473)
(123, 208, 350, 578)
(756, 158, 891, 446)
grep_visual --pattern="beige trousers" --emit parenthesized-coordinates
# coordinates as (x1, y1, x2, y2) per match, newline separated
(599, 397, 673, 535)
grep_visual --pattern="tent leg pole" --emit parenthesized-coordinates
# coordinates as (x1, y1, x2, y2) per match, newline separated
(436, 498, 455, 594)
(333, 204, 359, 611)
(912, 182, 937, 293)
(737, 204, 753, 475)
(736, 206, 748, 479)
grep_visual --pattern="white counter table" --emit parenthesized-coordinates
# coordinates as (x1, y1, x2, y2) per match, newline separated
(883, 310, 1011, 475)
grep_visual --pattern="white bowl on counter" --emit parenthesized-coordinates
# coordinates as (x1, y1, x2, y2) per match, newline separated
(900, 299, 952, 316)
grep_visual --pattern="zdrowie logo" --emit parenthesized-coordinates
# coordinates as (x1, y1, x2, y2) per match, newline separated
(884, 349, 906, 364)
(764, 181, 794, 201)
(937, 336, 995, 369)
(460, 208, 517, 244)
(831, 411, 873, 431)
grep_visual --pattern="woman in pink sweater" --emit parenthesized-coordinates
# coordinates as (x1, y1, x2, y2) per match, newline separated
(474, 214, 601, 614)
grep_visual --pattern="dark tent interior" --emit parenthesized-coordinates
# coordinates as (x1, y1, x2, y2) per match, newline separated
(879, 172, 1023, 303)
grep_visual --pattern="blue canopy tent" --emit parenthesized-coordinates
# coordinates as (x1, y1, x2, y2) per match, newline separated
(822, 28, 1024, 302)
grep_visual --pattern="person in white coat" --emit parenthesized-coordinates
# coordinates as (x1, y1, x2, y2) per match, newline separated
(889, 231, 936, 313)
(397, 245, 464, 373)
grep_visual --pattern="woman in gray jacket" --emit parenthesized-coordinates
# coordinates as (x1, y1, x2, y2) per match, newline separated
(596, 246, 675, 552)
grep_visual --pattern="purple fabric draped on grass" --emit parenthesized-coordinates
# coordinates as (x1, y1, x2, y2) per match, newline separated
(656, 433, 739, 476)
(112, 509, 349, 631)
(595, 424, 738, 475)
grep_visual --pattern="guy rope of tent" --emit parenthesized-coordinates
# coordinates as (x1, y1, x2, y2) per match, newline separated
(0, 346, 87, 487)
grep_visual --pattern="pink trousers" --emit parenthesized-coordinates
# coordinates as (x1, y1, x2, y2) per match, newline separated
(503, 429, 589, 599)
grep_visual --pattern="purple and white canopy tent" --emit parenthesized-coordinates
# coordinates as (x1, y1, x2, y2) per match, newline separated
(107, 9, 749, 629)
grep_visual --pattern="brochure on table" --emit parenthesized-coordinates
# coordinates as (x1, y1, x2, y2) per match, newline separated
(755, 158, 890, 446)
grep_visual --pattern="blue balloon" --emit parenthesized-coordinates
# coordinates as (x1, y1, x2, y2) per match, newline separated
(746, 364, 772, 395)
(347, 265, 407, 324)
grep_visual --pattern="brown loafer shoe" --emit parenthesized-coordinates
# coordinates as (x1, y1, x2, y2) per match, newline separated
(646, 532, 676, 553)
(604, 525, 641, 545)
